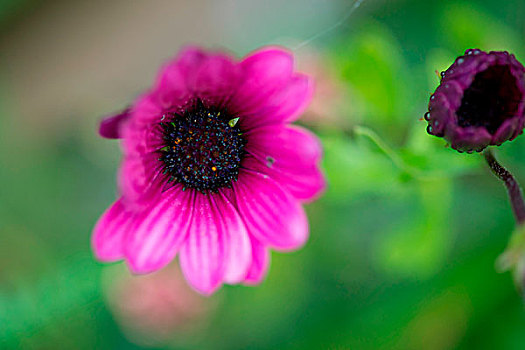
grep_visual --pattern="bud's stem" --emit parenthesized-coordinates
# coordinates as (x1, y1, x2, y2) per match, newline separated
(484, 149, 525, 225)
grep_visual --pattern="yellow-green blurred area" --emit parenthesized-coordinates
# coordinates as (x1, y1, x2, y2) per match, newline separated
(1, 0, 525, 349)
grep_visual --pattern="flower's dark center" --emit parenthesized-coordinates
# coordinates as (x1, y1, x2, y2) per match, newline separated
(456, 64, 522, 134)
(158, 101, 245, 193)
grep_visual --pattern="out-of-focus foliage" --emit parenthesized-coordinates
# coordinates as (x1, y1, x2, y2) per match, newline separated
(331, 21, 413, 136)
(1, 0, 525, 349)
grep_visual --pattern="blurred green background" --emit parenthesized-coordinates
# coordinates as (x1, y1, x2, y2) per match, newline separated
(1, 0, 525, 349)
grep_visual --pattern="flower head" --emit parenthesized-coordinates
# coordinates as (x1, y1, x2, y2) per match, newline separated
(94, 46, 325, 295)
(425, 49, 525, 152)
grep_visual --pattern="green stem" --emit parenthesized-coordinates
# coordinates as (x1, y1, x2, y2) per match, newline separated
(353, 125, 422, 179)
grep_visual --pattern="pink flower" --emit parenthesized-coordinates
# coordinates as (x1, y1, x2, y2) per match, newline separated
(103, 263, 216, 346)
(93, 46, 325, 295)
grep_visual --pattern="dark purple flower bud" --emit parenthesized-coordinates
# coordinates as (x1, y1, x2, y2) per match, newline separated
(425, 49, 525, 152)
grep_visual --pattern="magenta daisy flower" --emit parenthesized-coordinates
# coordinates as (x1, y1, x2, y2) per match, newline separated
(425, 49, 525, 152)
(93, 46, 325, 295)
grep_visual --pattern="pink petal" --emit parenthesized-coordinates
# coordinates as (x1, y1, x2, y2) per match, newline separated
(240, 47, 294, 93)
(179, 194, 224, 295)
(151, 46, 235, 111)
(244, 125, 325, 201)
(212, 192, 251, 284)
(233, 170, 309, 251)
(122, 122, 157, 155)
(173, 46, 208, 75)
(244, 237, 270, 285)
(224, 47, 313, 129)
(272, 73, 313, 123)
(118, 153, 165, 209)
(151, 53, 195, 110)
(179, 192, 252, 295)
(125, 185, 193, 273)
(92, 199, 134, 261)
(238, 74, 313, 130)
(128, 95, 165, 126)
(231, 48, 294, 121)
(191, 53, 241, 108)
(98, 109, 131, 139)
